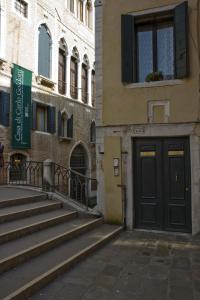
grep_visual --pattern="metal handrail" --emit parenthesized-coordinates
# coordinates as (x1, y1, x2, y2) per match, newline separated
(54, 163, 97, 210)
(0, 161, 97, 210)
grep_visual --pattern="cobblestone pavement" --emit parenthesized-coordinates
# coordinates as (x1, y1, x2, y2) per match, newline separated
(31, 230, 200, 300)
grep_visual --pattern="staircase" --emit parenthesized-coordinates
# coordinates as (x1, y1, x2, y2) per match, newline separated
(0, 189, 122, 300)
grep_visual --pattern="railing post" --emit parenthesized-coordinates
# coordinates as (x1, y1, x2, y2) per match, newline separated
(43, 160, 55, 192)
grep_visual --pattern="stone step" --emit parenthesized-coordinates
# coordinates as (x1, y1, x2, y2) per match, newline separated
(0, 224, 122, 300)
(0, 209, 73, 234)
(0, 217, 103, 273)
(0, 210, 77, 244)
(0, 194, 47, 208)
(0, 201, 62, 224)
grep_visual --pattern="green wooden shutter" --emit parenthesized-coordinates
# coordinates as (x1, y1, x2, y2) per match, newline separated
(38, 25, 51, 78)
(67, 114, 73, 138)
(32, 101, 37, 130)
(121, 14, 136, 84)
(47, 106, 56, 134)
(58, 111, 62, 136)
(0, 91, 10, 127)
(174, 1, 189, 79)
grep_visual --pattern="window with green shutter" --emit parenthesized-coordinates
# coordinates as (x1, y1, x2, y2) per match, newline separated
(121, 1, 189, 84)
(0, 91, 10, 127)
(32, 101, 55, 134)
(38, 24, 52, 79)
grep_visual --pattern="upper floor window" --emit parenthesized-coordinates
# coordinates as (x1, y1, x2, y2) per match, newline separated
(137, 21, 174, 82)
(81, 55, 89, 104)
(70, 0, 75, 13)
(91, 69, 95, 107)
(58, 111, 73, 139)
(58, 39, 67, 95)
(32, 101, 56, 134)
(0, 91, 10, 127)
(38, 24, 52, 79)
(14, 0, 28, 18)
(86, 0, 93, 29)
(77, 0, 84, 22)
(90, 121, 96, 143)
(70, 47, 79, 99)
(36, 105, 47, 132)
(121, 2, 189, 84)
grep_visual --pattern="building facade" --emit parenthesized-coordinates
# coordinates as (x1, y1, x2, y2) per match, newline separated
(95, 0, 200, 234)
(0, 0, 96, 180)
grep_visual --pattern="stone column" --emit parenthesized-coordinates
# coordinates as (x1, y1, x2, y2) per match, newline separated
(43, 159, 55, 192)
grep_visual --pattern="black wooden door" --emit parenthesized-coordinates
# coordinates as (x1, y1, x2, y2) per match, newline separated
(134, 138, 191, 233)
(163, 139, 191, 232)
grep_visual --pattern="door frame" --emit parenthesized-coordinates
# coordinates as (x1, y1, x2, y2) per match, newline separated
(132, 136, 192, 233)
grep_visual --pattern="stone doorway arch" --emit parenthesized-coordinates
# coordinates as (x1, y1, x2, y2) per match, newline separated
(70, 144, 89, 203)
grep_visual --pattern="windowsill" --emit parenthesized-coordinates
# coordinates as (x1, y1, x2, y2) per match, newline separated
(0, 57, 7, 70)
(59, 137, 73, 142)
(0, 124, 7, 128)
(126, 79, 184, 89)
(36, 75, 56, 89)
(34, 130, 51, 135)
(0, 57, 7, 64)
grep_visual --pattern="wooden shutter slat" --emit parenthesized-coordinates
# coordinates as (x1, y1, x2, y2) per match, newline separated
(58, 111, 62, 136)
(67, 114, 73, 138)
(47, 106, 56, 134)
(0, 91, 10, 127)
(174, 1, 189, 79)
(121, 14, 136, 84)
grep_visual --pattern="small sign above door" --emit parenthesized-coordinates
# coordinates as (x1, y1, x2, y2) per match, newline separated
(140, 151, 156, 157)
(168, 150, 184, 157)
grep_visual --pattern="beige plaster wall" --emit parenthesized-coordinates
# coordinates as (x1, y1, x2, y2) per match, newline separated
(104, 136, 123, 224)
(102, 0, 200, 125)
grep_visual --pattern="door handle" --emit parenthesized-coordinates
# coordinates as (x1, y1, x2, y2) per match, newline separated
(185, 187, 189, 192)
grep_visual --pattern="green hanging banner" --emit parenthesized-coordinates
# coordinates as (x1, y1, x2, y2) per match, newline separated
(12, 64, 32, 149)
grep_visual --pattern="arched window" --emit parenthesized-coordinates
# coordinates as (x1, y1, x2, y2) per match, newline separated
(90, 121, 96, 143)
(38, 24, 52, 78)
(70, 144, 88, 202)
(58, 111, 73, 138)
(58, 38, 67, 95)
(77, 0, 83, 22)
(91, 69, 95, 107)
(82, 55, 89, 104)
(85, 0, 93, 29)
(70, 47, 79, 99)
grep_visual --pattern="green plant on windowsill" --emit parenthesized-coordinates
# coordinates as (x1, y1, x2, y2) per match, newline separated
(145, 71, 164, 82)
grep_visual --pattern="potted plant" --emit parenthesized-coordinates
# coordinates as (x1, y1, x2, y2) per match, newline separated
(145, 71, 164, 82)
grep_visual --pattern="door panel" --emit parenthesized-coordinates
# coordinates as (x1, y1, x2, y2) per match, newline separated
(134, 138, 191, 233)
(134, 139, 162, 230)
(164, 139, 191, 232)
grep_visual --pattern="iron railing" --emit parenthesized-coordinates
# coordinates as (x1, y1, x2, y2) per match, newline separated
(0, 161, 97, 210)
(54, 163, 97, 209)
(0, 161, 43, 187)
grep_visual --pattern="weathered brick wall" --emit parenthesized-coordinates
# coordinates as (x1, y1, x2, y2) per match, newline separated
(0, 0, 96, 176)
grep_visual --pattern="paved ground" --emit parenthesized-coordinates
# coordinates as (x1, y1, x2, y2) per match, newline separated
(0, 186, 43, 201)
(31, 230, 200, 300)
